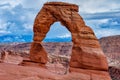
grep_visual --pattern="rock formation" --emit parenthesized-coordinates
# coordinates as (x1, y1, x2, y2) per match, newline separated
(0, 50, 7, 62)
(23, 2, 111, 80)
(0, 50, 23, 64)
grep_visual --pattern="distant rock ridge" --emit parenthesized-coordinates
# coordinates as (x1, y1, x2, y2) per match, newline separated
(99, 35, 120, 53)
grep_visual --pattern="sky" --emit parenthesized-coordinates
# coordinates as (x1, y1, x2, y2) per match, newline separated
(0, 0, 120, 42)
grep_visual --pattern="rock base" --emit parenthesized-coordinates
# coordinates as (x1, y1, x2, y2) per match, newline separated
(69, 67, 111, 80)
(20, 60, 46, 68)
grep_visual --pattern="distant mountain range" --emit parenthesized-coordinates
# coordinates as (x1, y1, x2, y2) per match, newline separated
(0, 35, 71, 43)
(43, 37, 71, 42)
(0, 35, 32, 43)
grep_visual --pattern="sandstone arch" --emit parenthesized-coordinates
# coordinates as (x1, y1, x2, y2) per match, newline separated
(29, 2, 111, 80)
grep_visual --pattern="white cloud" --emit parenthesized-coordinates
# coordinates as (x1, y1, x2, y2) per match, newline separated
(95, 29, 120, 38)
(0, 0, 21, 9)
(0, 21, 15, 30)
(84, 18, 120, 38)
(79, 0, 116, 13)
(0, 30, 11, 36)
(0, 20, 11, 30)
(20, 0, 46, 9)
(0, 3, 11, 9)
(0, 0, 120, 13)
(0, 19, 19, 35)
(23, 23, 32, 30)
(85, 19, 109, 29)
(24, 11, 37, 23)
(20, 16, 26, 21)
(110, 21, 119, 25)
(1, 0, 118, 13)
(58, 33, 71, 38)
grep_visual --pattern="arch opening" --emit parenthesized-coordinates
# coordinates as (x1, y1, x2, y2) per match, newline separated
(41, 22, 73, 75)
(43, 22, 72, 42)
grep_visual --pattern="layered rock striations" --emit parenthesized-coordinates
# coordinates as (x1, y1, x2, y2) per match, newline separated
(28, 2, 111, 80)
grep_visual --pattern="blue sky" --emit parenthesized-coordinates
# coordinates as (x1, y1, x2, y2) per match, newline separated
(0, 0, 120, 42)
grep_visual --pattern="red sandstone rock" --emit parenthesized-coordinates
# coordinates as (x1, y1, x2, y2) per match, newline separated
(27, 2, 111, 80)
(30, 42, 48, 64)
(0, 50, 23, 64)
(0, 63, 111, 80)
(69, 67, 111, 80)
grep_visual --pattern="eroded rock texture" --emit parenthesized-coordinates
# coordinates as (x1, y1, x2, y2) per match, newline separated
(30, 2, 111, 80)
